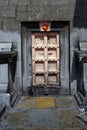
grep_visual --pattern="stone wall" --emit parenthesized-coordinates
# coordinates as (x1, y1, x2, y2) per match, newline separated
(0, 0, 75, 31)
(0, 0, 87, 95)
(73, 0, 87, 28)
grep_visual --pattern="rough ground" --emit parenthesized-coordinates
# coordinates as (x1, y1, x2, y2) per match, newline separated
(0, 96, 87, 130)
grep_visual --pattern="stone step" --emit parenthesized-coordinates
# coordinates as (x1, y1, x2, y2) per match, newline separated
(78, 91, 85, 101)
(33, 87, 59, 96)
(10, 92, 19, 107)
(76, 112, 87, 125)
(74, 92, 84, 107)
(0, 104, 6, 118)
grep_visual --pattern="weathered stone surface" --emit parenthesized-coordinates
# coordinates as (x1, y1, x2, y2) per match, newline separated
(0, 0, 9, 5)
(16, 12, 28, 21)
(9, 0, 19, 5)
(76, 112, 87, 125)
(3, 18, 21, 32)
(58, 4, 75, 20)
(0, 93, 10, 107)
(0, 84, 8, 92)
(0, 64, 8, 83)
(27, 5, 43, 12)
(73, 0, 87, 27)
(0, 25, 2, 30)
(56, 96, 74, 108)
(0, 17, 3, 24)
(6, 111, 28, 127)
(50, 0, 69, 5)
(16, 96, 36, 108)
(0, 17, 3, 29)
(0, 96, 87, 129)
(0, 0, 84, 96)
(59, 110, 85, 129)
(26, 127, 86, 130)
(42, 5, 64, 20)
(0, 6, 15, 18)
(30, 0, 51, 6)
(35, 97, 55, 109)
(27, 5, 69, 21)
(16, 0, 75, 21)
(25, 128, 60, 130)
(23, 3, 75, 21)
(27, 11, 44, 21)
(30, 0, 74, 6)
(17, 6, 27, 12)
(18, 0, 31, 5)
(28, 109, 60, 128)
(0, 103, 6, 118)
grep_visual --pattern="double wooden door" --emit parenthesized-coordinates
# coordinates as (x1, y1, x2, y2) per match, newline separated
(32, 32, 60, 87)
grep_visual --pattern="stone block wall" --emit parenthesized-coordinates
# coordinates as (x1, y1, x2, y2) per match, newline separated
(0, 0, 76, 31)
(73, 0, 87, 28)
(0, 0, 87, 95)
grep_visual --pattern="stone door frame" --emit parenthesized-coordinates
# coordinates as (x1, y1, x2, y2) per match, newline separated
(21, 21, 70, 95)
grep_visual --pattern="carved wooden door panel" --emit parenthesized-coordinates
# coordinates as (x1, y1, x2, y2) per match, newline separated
(32, 32, 60, 87)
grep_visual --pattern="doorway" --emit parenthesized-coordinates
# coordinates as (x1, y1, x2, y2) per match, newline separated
(32, 32, 60, 88)
(22, 21, 70, 95)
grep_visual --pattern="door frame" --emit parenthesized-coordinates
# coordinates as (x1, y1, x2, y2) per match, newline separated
(21, 21, 70, 95)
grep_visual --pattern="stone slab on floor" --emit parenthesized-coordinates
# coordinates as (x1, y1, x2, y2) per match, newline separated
(56, 96, 74, 109)
(1, 96, 87, 130)
(1, 109, 30, 129)
(27, 109, 60, 128)
(35, 97, 56, 109)
(1, 127, 87, 130)
(16, 96, 37, 108)
(16, 96, 74, 109)
(25, 128, 61, 130)
(59, 109, 86, 129)
(25, 128, 87, 130)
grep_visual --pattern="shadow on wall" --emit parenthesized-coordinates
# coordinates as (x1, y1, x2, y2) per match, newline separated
(73, 0, 87, 28)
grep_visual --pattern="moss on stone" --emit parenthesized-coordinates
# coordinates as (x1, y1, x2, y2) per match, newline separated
(3, 128, 23, 130)
(35, 97, 56, 109)
(16, 96, 36, 108)
(25, 128, 60, 130)
(59, 110, 85, 129)
(56, 96, 74, 108)
(6, 111, 28, 126)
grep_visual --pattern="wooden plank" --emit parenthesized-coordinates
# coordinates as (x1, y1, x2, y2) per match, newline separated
(48, 74, 58, 84)
(56, 34, 60, 47)
(33, 74, 35, 85)
(35, 74, 45, 84)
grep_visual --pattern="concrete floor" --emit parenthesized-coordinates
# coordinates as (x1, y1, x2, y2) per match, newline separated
(0, 96, 87, 130)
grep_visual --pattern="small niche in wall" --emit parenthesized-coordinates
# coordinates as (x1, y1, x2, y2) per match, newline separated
(0, 42, 12, 52)
(79, 41, 87, 51)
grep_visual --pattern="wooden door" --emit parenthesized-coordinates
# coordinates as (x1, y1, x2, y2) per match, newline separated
(32, 32, 60, 87)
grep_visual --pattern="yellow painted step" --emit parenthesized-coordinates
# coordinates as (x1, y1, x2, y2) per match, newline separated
(35, 97, 56, 109)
